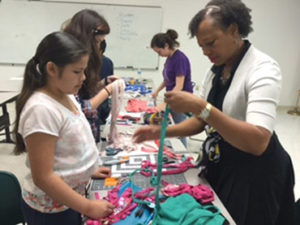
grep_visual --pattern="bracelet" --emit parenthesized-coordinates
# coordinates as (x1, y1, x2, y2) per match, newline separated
(104, 86, 111, 96)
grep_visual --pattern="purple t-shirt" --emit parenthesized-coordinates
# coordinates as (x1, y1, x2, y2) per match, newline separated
(163, 50, 193, 93)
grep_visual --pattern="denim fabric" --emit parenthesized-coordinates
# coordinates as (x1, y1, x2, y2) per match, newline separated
(170, 109, 187, 147)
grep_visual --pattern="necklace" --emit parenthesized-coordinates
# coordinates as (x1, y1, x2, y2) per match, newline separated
(220, 75, 230, 85)
(220, 74, 231, 85)
(220, 67, 232, 85)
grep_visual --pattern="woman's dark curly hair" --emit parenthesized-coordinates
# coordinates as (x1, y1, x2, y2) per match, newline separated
(189, 0, 253, 38)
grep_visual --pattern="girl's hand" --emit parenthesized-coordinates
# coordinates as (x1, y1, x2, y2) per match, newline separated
(85, 199, 115, 219)
(92, 167, 111, 179)
(132, 125, 160, 143)
(105, 83, 113, 95)
(107, 75, 120, 83)
(105, 79, 125, 96)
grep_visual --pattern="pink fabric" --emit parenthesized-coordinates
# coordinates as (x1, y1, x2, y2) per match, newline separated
(86, 220, 102, 225)
(106, 80, 137, 152)
(106, 133, 137, 153)
(141, 140, 183, 160)
(140, 157, 195, 177)
(100, 184, 155, 224)
(161, 183, 215, 204)
(108, 79, 125, 144)
(145, 107, 157, 113)
(134, 187, 155, 199)
(126, 99, 148, 112)
(141, 146, 182, 160)
(101, 184, 138, 224)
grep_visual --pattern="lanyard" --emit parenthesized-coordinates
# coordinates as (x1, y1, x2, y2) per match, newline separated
(152, 104, 170, 224)
(129, 105, 170, 225)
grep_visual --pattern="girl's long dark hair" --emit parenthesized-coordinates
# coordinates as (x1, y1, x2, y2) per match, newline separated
(64, 9, 110, 98)
(13, 32, 89, 154)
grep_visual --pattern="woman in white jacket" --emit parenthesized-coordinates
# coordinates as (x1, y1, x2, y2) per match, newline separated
(133, 0, 295, 224)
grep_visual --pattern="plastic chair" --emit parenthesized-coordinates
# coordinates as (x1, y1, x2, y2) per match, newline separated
(295, 198, 300, 225)
(0, 171, 25, 225)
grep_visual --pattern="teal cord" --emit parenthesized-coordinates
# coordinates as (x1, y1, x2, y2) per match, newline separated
(128, 105, 170, 225)
(152, 104, 170, 224)
(129, 167, 156, 206)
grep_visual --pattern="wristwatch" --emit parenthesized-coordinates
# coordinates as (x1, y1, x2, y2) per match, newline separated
(197, 103, 212, 121)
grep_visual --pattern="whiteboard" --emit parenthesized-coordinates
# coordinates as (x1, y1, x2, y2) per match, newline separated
(0, 0, 162, 69)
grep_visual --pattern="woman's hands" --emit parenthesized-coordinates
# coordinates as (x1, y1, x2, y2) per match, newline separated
(152, 90, 159, 99)
(133, 91, 203, 144)
(164, 91, 204, 114)
(155, 102, 166, 112)
(92, 167, 111, 179)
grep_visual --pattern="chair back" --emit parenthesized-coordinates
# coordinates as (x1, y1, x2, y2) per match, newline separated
(295, 198, 300, 225)
(0, 171, 25, 225)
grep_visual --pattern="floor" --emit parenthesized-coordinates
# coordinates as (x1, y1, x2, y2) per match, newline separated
(1, 103, 299, 201)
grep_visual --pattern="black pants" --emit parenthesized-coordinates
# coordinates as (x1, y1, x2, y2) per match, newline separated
(21, 198, 82, 225)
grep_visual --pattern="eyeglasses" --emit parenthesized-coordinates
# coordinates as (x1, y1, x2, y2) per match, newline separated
(92, 29, 107, 36)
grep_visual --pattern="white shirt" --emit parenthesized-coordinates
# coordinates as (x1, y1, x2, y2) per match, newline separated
(18, 92, 98, 212)
(200, 45, 281, 133)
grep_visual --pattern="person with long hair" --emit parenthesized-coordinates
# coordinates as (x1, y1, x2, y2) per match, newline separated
(133, 0, 295, 224)
(64, 9, 119, 143)
(98, 40, 114, 125)
(13, 32, 114, 225)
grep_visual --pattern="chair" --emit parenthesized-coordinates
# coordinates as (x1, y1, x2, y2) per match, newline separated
(295, 198, 300, 225)
(0, 171, 25, 225)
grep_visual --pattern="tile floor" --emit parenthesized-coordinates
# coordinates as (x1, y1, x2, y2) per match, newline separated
(1, 103, 299, 201)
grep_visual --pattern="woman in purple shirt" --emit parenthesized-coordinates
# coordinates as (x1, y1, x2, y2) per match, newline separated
(151, 29, 193, 146)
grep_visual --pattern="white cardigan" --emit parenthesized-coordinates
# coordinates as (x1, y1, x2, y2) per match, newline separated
(199, 45, 281, 133)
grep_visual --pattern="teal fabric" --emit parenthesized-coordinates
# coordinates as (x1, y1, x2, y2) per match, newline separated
(156, 194, 225, 225)
(114, 182, 154, 225)
(153, 105, 170, 225)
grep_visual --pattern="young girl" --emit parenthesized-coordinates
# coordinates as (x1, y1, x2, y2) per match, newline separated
(64, 9, 119, 143)
(151, 29, 193, 146)
(13, 32, 114, 225)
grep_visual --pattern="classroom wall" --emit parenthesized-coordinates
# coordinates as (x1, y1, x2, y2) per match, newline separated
(1, 0, 299, 106)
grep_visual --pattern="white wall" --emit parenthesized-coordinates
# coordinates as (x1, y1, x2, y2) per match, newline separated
(246, 0, 300, 106)
(1, 0, 299, 106)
